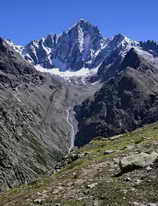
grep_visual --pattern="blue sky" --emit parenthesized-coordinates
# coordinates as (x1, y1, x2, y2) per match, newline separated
(1, 0, 158, 45)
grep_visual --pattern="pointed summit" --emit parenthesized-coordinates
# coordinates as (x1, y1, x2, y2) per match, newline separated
(76, 18, 96, 28)
(78, 18, 89, 24)
(53, 19, 106, 70)
(113, 33, 126, 42)
(67, 19, 102, 38)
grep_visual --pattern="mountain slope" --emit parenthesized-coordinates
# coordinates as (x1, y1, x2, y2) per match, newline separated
(74, 48, 158, 146)
(1, 122, 158, 205)
(0, 38, 103, 191)
(0, 38, 68, 191)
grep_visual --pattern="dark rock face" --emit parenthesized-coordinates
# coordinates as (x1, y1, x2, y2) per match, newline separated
(0, 38, 44, 88)
(97, 47, 124, 81)
(54, 20, 106, 71)
(74, 49, 158, 146)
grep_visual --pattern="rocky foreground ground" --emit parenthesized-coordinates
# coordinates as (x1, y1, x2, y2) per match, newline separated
(1, 122, 158, 205)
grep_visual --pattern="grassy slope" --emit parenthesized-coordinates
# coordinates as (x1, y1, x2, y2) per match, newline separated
(1, 122, 158, 205)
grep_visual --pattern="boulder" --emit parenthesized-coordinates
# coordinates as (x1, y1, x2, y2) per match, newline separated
(103, 150, 115, 155)
(119, 151, 158, 172)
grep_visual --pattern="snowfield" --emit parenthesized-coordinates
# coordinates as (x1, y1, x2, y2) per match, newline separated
(35, 65, 99, 78)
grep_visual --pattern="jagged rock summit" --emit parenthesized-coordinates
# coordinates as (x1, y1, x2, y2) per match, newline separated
(22, 19, 108, 71)
(6, 19, 140, 77)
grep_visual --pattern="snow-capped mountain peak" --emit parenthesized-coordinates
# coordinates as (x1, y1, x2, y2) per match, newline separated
(21, 20, 108, 71)
(110, 33, 139, 48)
(4, 20, 158, 84)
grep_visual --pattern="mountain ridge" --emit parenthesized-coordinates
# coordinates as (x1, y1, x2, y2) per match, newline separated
(4, 19, 141, 75)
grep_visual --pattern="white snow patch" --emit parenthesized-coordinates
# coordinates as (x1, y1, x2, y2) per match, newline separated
(31, 40, 40, 49)
(42, 44, 51, 55)
(5, 39, 23, 55)
(122, 36, 139, 47)
(41, 43, 52, 64)
(35, 65, 98, 79)
(78, 25, 84, 53)
(120, 38, 139, 57)
(35, 65, 100, 85)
